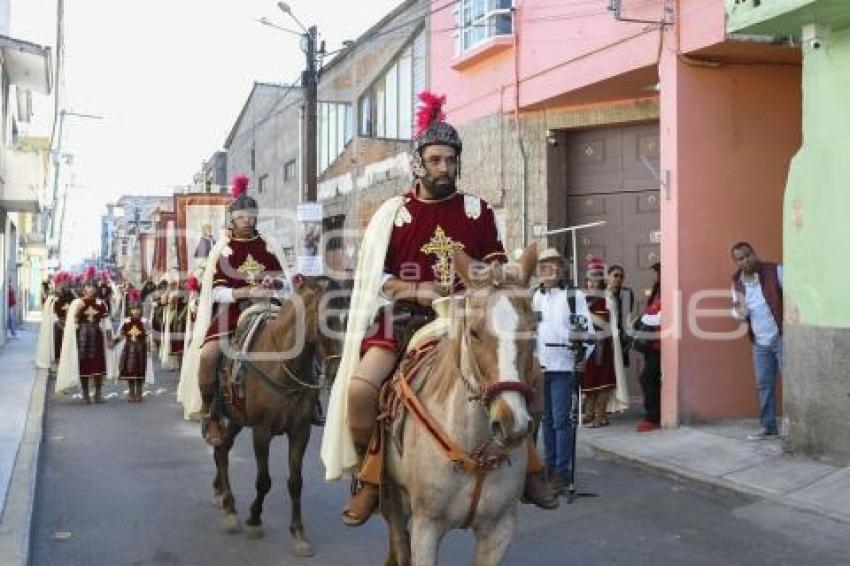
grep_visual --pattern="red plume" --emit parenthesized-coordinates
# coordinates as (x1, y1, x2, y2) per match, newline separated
(84, 266, 96, 281)
(414, 90, 446, 138)
(128, 289, 140, 303)
(231, 174, 250, 199)
(101, 270, 111, 282)
(186, 275, 199, 292)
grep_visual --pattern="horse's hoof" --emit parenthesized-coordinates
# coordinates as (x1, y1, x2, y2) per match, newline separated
(220, 514, 241, 534)
(292, 538, 315, 557)
(244, 524, 265, 540)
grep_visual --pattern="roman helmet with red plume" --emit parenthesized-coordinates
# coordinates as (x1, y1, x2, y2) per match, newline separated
(83, 266, 97, 285)
(128, 288, 141, 308)
(585, 256, 607, 281)
(186, 275, 199, 293)
(228, 174, 258, 219)
(411, 90, 462, 179)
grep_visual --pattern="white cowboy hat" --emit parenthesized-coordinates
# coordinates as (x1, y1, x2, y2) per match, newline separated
(537, 247, 566, 263)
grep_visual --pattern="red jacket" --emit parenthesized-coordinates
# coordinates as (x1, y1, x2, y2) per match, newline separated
(8, 287, 16, 307)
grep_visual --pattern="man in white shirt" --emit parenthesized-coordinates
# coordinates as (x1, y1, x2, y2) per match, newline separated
(730, 242, 783, 441)
(533, 248, 594, 492)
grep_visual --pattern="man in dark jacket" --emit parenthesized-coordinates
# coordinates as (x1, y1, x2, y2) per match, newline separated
(730, 242, 783, 441)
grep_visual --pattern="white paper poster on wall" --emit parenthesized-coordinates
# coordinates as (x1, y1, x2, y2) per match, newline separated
(296, 203, 322, 276)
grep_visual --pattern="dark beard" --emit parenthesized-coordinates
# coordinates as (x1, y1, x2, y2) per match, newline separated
(421, 175, 457, 200)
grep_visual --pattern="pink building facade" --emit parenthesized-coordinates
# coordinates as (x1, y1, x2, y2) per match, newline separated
(431, 0, 802, 426)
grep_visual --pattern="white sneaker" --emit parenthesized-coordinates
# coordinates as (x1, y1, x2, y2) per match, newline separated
(747, 429, 779, 441)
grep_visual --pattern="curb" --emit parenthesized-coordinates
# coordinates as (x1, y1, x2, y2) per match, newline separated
(0, 367, 49, 566)
(585, 441, 850, 526)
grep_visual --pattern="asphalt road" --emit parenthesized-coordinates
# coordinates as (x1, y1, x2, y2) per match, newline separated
(31, 364, 850, 566)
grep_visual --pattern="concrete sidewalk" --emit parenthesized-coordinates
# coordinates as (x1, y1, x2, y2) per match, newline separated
(580, 417, 850, 525)
(0, 323, 48, 565)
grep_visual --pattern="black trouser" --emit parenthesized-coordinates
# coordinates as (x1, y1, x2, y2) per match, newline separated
(639, 349, 661, 423)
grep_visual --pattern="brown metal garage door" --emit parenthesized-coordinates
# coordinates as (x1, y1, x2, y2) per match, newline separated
(565, 122, 660, 308)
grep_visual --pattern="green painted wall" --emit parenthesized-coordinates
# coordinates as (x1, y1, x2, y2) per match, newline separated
(727, 0, 850, 37)
(784, 25, 850, 327)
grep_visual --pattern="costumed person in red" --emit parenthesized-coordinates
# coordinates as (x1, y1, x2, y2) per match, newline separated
(581, 257, 619, 427)
(114, 289, 153, 403)
(321, 91, 559, 527)
(194, 174, 285, 446)
(56, 267, 114, 404)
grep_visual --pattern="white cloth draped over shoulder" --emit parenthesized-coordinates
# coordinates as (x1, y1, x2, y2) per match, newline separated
(160, 300, 178, 370)
(55, 298, 84, 394)
(607, 294, 629, 413)
(176, 293, 197, 406)
(36, 296, 56, 370)
(178, 238, 227, 420)
(321, 196, 402, 481)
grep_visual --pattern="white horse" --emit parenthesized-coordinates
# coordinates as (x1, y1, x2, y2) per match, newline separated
(381, 246, 539, 566)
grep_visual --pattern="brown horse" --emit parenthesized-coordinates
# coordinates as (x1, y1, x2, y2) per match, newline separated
(380, 246, 539, 566)
(211, 276, 345, 557)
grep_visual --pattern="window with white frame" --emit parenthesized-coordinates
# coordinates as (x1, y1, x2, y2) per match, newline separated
(453, 0, 514, 56)
(358, 44, 414, 140)
(318, 102, 353, 173)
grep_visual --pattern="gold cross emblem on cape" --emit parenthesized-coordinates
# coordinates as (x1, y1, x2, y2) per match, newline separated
(420, 225, 465, 293)
(84, 305, 99, 323)
(237, 254, 266, 286)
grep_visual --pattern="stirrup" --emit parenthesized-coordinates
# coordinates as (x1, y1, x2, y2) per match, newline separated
(341, 481, 379, 527)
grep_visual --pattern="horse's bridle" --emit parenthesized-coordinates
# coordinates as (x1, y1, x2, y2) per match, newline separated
(457, 304, 534, 410)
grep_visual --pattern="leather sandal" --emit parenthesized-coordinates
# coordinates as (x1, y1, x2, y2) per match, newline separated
(341, 482, 379, 526)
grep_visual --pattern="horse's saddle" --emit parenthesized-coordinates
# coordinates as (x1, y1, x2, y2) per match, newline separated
(220, 303, 280, 413)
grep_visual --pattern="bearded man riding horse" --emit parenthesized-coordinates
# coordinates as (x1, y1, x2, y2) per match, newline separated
(321, 91, 559, 529)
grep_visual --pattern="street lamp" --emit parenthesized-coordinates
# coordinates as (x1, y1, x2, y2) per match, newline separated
(256, 16, 303, 37)
(277, 2, 307, 32)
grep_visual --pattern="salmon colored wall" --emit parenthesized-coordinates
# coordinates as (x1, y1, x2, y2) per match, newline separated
(660, 56, 801, 424)
(679, 0, 726, 53)
(431, 0, 727, 124)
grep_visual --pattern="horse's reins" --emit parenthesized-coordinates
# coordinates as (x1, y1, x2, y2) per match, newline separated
(242, 353, 341, 396)
(394, 305, 533, 529)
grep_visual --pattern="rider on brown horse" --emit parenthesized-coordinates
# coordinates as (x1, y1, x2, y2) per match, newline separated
(321, 91, 559, 527)
(197, 174, 286, 446)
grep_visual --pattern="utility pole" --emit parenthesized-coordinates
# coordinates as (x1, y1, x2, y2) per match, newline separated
(303, 25, 318, 202)
(50, 110, 104, 266)
(274, 3, 320, 203)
